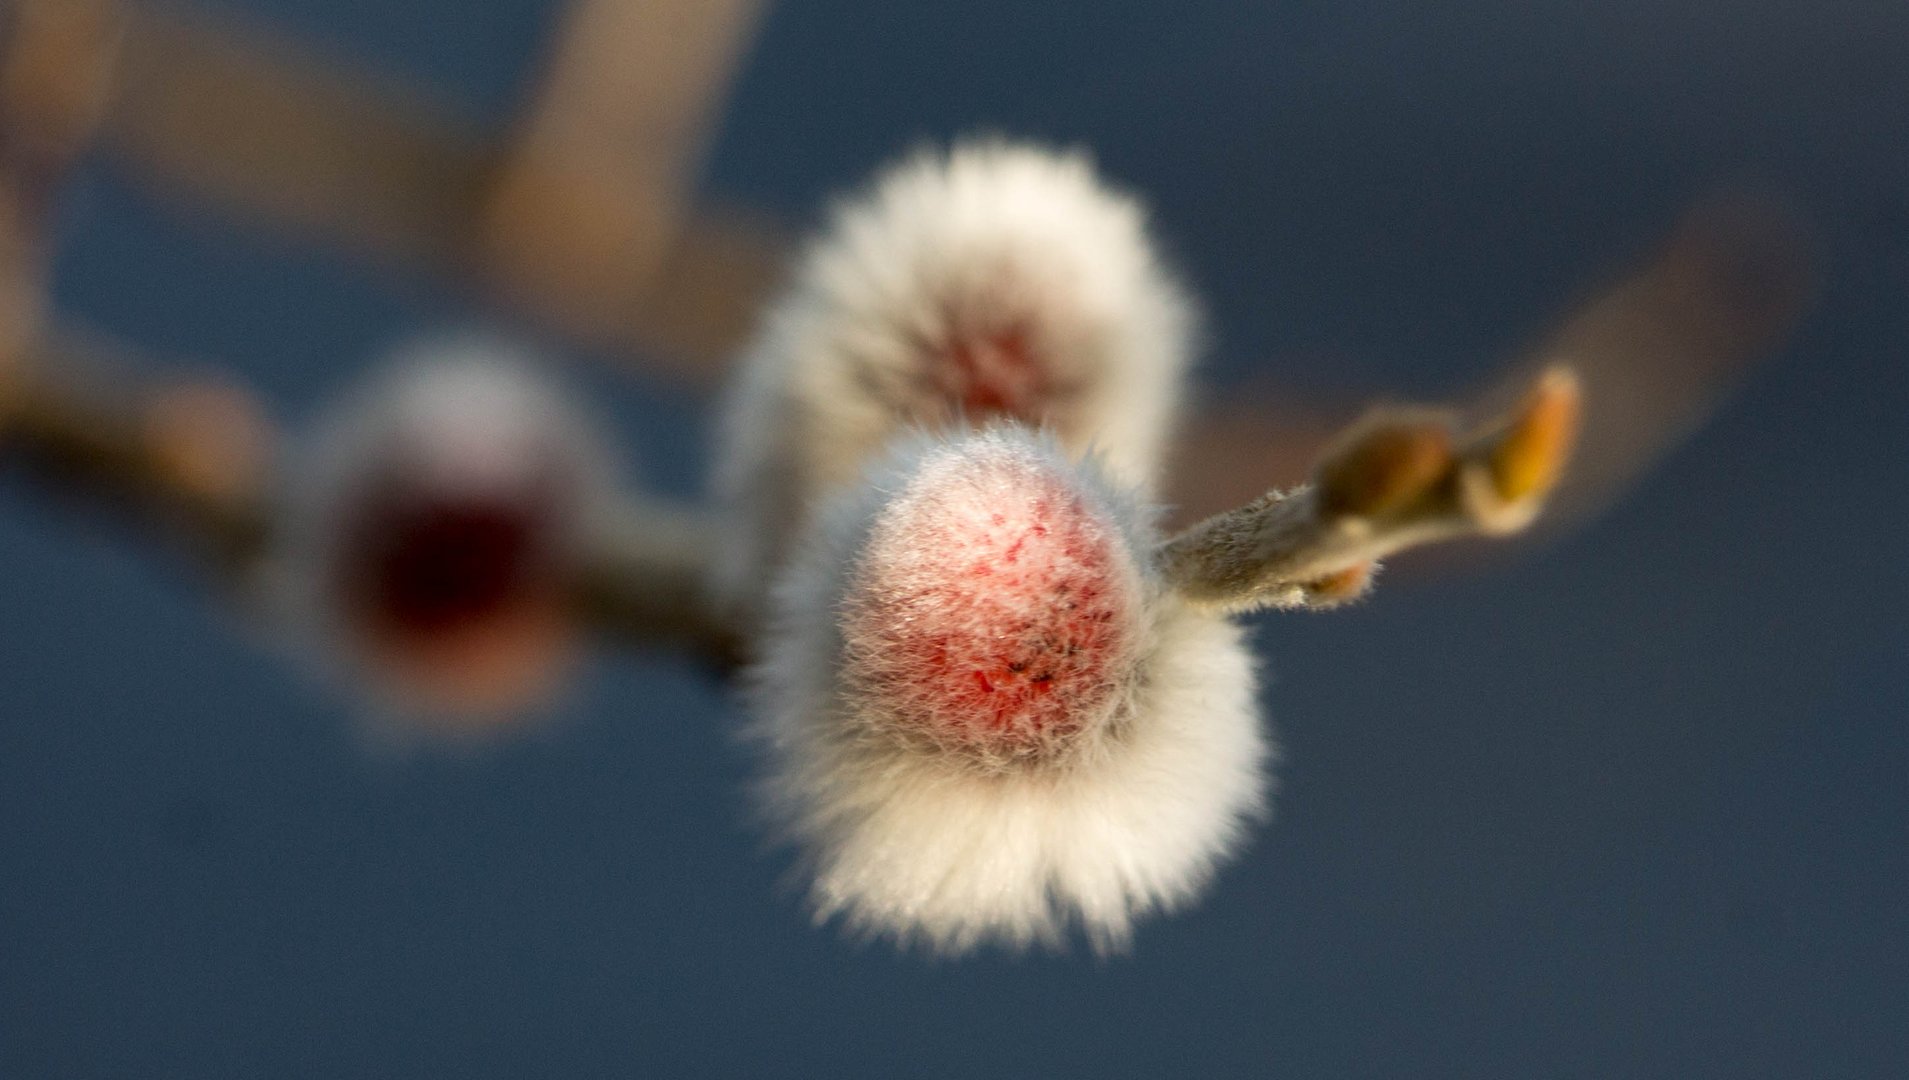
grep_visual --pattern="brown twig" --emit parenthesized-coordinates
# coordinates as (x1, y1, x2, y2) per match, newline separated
(482, 0, 766, 347)
(0, 330, 275, 573)
(575, 500, 744, 670)
(0, 0, 121, 207)
(0, 0, 125, 355)
(0, 0, 786, 378)
(0, 324, 739, 666)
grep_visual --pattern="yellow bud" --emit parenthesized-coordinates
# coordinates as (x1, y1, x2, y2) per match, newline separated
(1301, 561, 1374, 605)
(1487, 367, 1581, 504)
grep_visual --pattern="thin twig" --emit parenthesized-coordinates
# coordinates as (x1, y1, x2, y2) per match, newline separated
(0, 0, 121, 206)
(0, 0, 122, 353)
(0, 0, 786, 377)
(0, 330, 275, 574)
(0, 324, 739, 666)
(575, 500, 744, 671)
(482, 0, 766, 341)
(1160, 368, 1581, 613)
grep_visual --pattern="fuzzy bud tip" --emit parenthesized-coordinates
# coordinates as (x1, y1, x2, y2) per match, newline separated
(839, 435, 1143, 762)
(1488, 366, 1581, 504)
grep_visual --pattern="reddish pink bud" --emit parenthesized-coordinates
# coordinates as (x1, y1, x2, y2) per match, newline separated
(935, 324, 1046, 421)
(838, 434, 1144, 764)
(748, 428, 1269, 953)
(709, 140, 1196, 625)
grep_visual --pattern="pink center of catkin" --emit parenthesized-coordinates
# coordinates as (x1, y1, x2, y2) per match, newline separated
(328, 469, 582, 719)
(841, 445, 1140, 759)
(932, 325, 1049, 421)
(336, 468, 565, 646)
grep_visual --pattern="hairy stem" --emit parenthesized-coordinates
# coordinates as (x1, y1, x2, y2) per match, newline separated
(1159, 368, 1581, 613)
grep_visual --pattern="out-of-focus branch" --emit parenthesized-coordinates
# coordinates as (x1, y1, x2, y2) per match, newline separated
(1, 4, 277, 575)
(482, 0, 765, 346)
(1, 0, 125, 352)
(515, 0, 763, 172)
(0, 178, 39, 360)
(0, 0, 786, 377)
(576, 501, 742, 669)
(0, 330, 275, 572)
(0, 323, 739, 666)
(1168, 196, 1817, 534)
(0, 0, 120, 207)
(106, 9, 484, 268)
(1508, 193, 1816, 531)
(1161, 368, 1580, 612)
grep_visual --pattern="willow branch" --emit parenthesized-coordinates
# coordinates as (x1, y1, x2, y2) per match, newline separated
(482, 0, 766, 342)
(0, 0, 120, 206)
(1, 0, 123, 353)
(0, 324, 739, 666)
(1160, 367, 1581, 613)
(575, 500, 743, 670)
(0, 0, 786, 377)
(0, 330, 274, 571)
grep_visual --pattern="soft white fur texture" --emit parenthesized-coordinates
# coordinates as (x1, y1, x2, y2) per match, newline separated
(287, 334, 613, 526)
(748, 429, 1268, 954)
(837, 427, 1151, 770)
(710, 139, 1198, 623)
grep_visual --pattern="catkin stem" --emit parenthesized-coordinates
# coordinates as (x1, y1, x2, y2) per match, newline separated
(1160, 369, 1582, 613)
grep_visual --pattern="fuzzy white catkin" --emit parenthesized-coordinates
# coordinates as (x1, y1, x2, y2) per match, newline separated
(709, 139, 1198, 624)
(747, 428, 1269, 954)
(275, 333, 614, 736)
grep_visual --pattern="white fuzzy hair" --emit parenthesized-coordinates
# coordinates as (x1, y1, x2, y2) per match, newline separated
(747, 429, 1268, 954)
(287, 333, 613, 520)
(709, 139, 1198, 624)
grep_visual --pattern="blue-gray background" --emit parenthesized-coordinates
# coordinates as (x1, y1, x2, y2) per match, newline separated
(3, 1, 1904, 1076)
